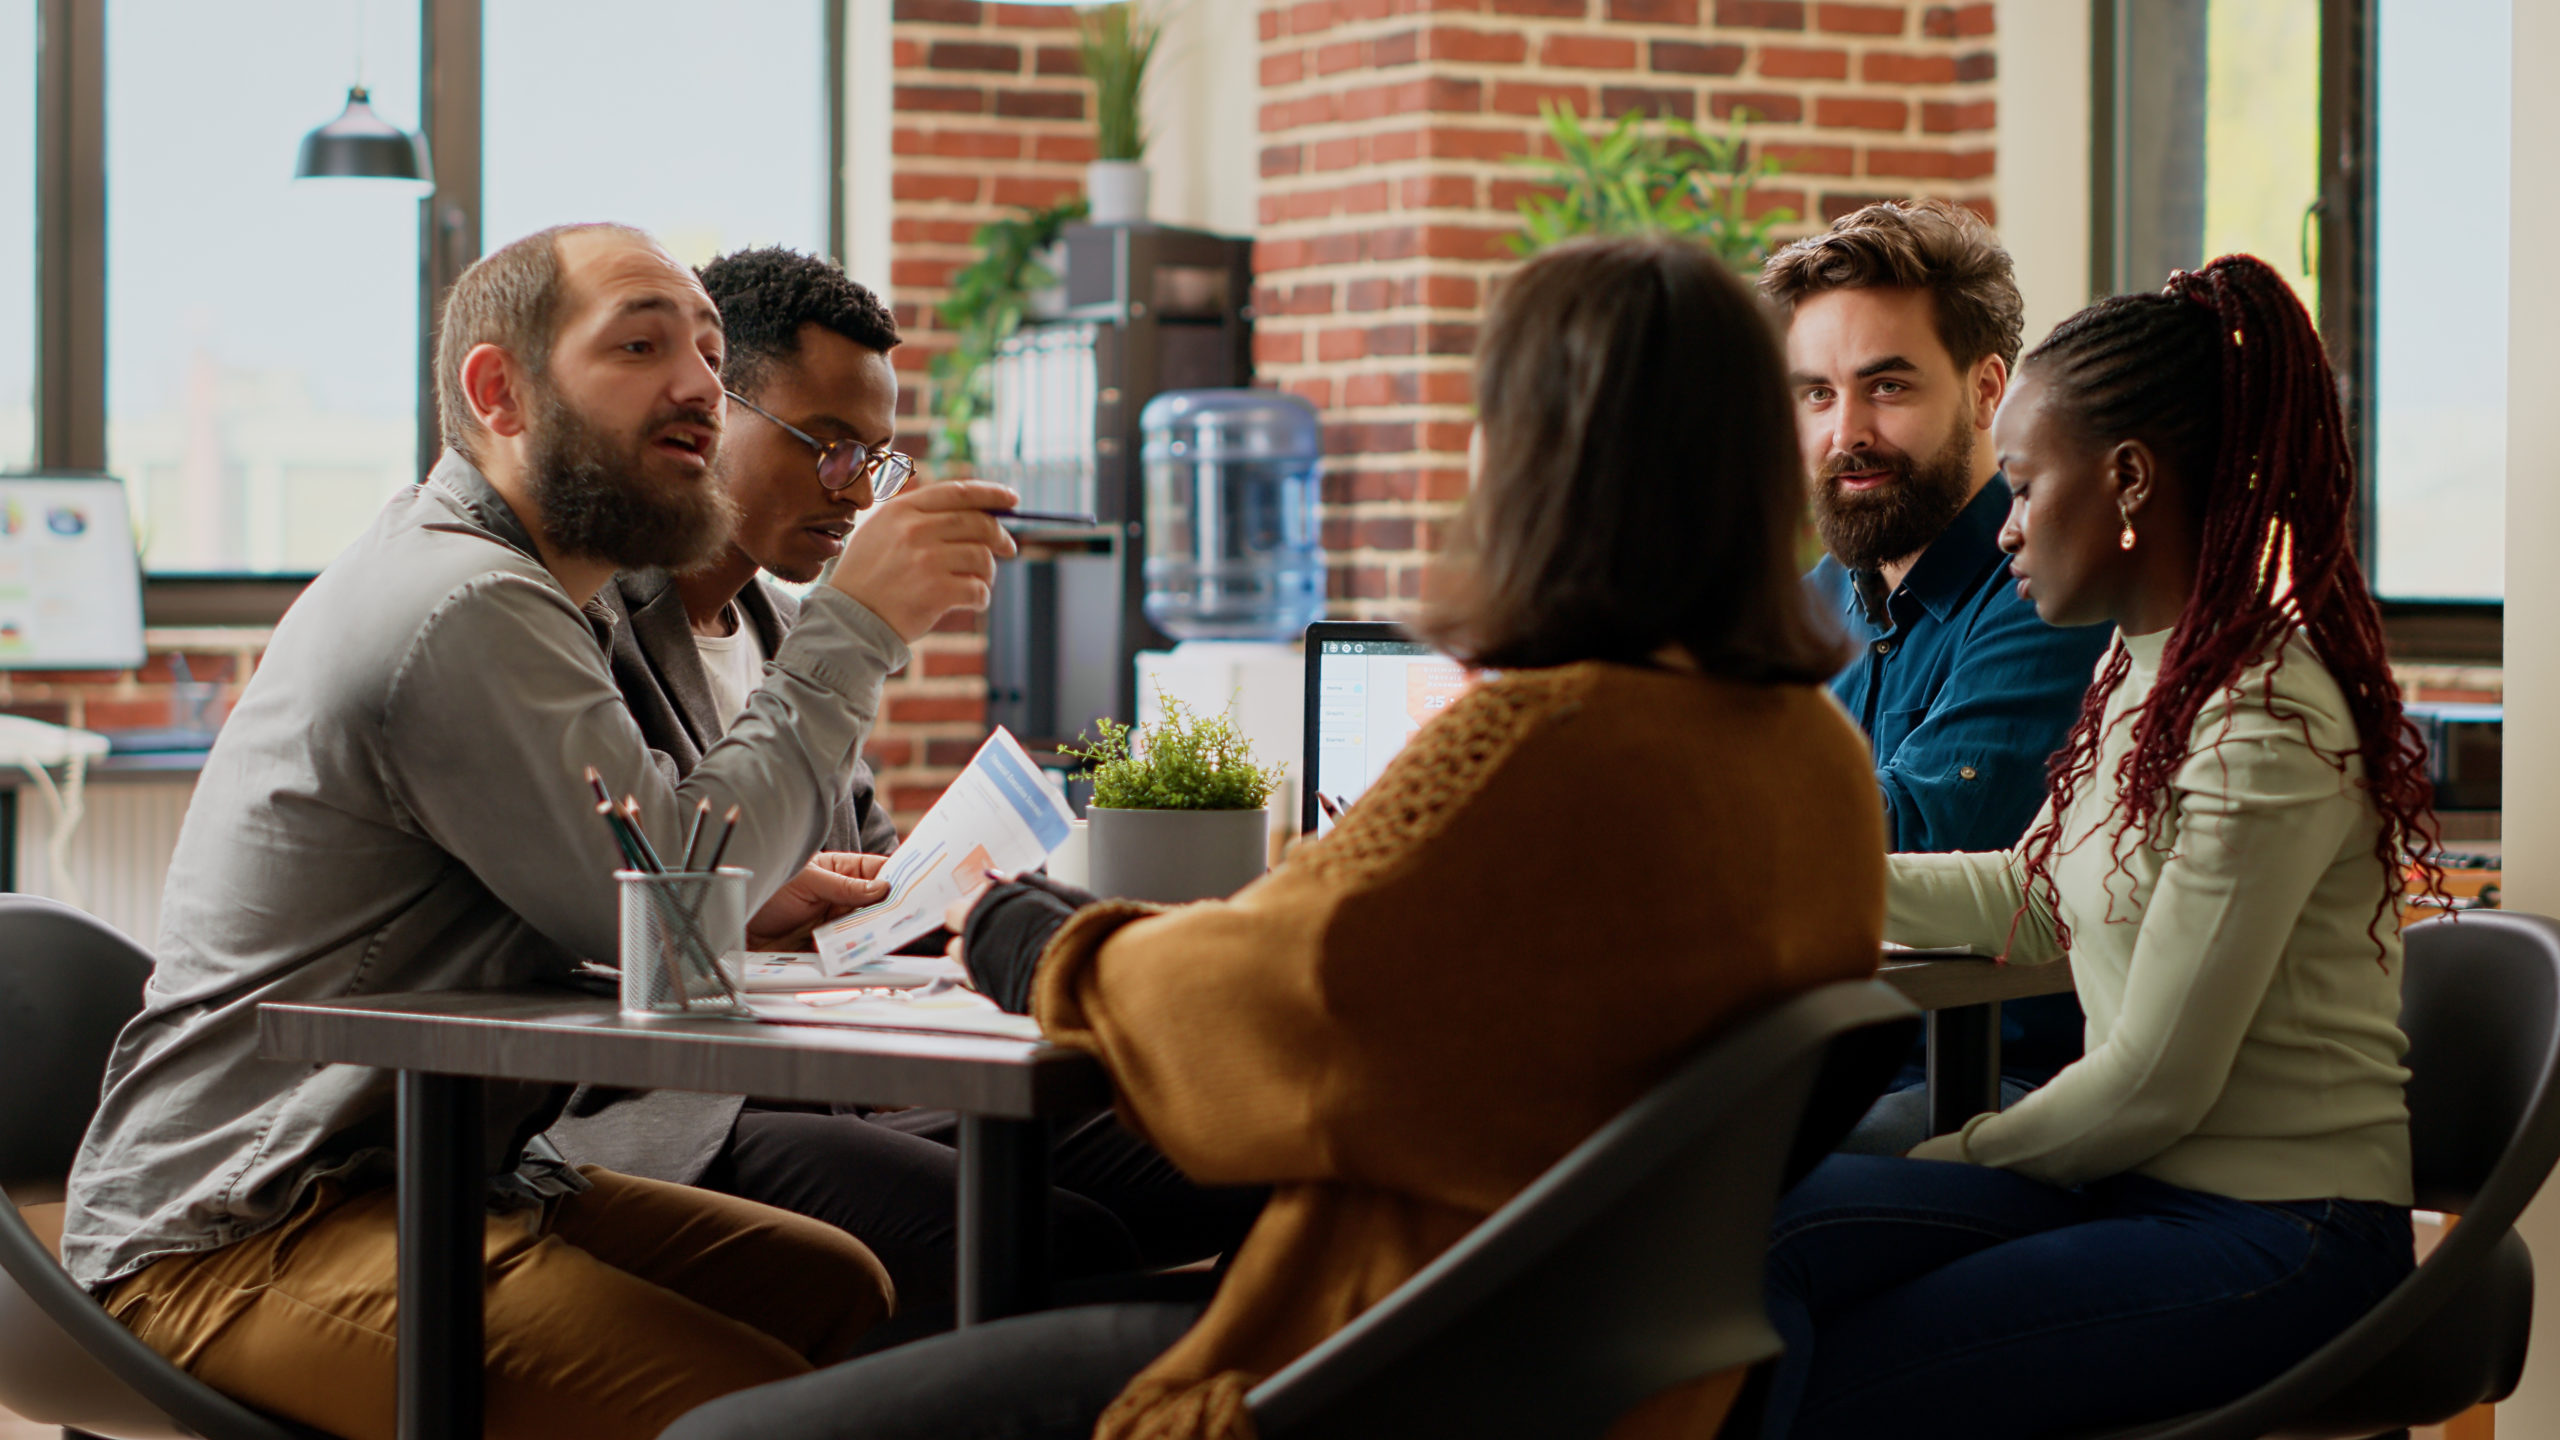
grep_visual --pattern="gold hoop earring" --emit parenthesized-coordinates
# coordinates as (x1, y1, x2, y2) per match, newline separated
(2119, 508, 2137, 551)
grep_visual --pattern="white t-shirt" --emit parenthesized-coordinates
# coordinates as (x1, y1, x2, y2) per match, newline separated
(693, 605, 767, 737)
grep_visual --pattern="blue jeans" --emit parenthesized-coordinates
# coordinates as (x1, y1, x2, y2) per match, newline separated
(1763, 1156, 2412, 1440)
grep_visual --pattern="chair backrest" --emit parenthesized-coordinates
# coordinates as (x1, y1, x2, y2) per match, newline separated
(2099, 911, 2560, 1440)
(1246, 978, 1920, 1440)
(0, 892, 153, 1183)
(2403, 912, 2560, 1215)
(0, 894, 319, 1440)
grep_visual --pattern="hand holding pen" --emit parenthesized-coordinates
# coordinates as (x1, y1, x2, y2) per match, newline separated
(824, 480, 1022, 641)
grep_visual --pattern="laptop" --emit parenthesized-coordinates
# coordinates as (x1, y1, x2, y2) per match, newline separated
(1300, 621, 1472, 837)
(0, 474, 146, 671)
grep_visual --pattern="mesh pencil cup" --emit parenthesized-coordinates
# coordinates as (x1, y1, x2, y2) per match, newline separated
(617, 867, 754, 1019)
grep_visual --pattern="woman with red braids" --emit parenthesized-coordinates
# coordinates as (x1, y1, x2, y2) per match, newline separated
(1758, 254, 2436, 1440)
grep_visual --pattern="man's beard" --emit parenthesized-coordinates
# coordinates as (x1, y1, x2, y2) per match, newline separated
(1811, 409, 1980, 574)
(525, 382, 737, 573)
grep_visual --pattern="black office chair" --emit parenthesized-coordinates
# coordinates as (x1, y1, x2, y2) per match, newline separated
(0, 894, 330, 1440)
(2080, 910, 2560, 1440)
(1244, 977, 1922, 1440)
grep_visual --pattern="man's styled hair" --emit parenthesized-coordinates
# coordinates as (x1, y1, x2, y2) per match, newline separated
(1757, 198, 2024, 371)
(697, 247, 900, 398)
(433, 221, 654, 466)
(1416, 236, 1845, 684)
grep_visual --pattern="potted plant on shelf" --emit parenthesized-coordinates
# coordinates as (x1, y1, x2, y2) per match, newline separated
(1077, 1, 1165, 225)
(929, 195, 1087, 464)
(1063, 697, 1284, 904)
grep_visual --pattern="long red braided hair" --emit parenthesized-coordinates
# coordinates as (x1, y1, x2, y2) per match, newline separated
(2012, 255, 2441, 954)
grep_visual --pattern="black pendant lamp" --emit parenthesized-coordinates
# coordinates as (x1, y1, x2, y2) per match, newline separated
(295, 84, 433, 186)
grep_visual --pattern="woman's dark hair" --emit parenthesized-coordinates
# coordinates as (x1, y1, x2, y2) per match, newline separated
(2014, 255, 2440, 949)
(1416, 236, 1845, 684)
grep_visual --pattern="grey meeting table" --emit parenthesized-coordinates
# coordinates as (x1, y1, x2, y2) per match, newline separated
(257, 987, 1109, 1440)
(254, 951, 2071, 1440)
(1880, 950, 2080, 1135)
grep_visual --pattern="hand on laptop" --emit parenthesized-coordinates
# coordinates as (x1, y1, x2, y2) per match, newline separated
(827, 480, 1021, 641)
(748, 851, 890, 950)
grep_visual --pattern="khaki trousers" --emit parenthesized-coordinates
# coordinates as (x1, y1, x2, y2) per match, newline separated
(103, 1167, 895, 1440)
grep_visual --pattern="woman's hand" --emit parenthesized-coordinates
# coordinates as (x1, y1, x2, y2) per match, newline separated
(942, 875, 1004, 977)
(748, 852, 891, 950)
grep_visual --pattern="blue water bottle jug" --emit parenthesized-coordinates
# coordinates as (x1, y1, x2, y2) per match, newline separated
(1139, 389, 1326, 641)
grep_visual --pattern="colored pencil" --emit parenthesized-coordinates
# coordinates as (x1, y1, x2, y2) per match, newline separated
(702, 804, 742, 872)
(679, 797, 712, 872)
(619, 797, 667, 873)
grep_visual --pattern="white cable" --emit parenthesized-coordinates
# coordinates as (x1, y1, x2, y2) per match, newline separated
(13, 752, 88, 913)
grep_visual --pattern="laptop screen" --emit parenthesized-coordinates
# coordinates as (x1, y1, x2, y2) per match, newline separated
(1301, 623, 1473, 836)
(0, 475, 146, 671)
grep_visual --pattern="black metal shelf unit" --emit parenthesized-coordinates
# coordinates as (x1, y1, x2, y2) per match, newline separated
(980, 222, 1254, 752)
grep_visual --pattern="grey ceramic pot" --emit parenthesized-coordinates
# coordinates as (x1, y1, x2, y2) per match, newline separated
(1085, 805, 1270, 904)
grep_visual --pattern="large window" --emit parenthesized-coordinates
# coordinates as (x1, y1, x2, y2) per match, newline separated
(2104, 0, 2510, 610)
(1, 1, 33, 470)
(23, 0, 839, 588)
(2371, 0, 2510, 602)
(105, 0, 423, 574)
(2201, 0, 2321, 317)
(482, 0, 829, 266)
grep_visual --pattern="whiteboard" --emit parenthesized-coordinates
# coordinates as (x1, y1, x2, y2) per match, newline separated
(0, 475, 147, 671)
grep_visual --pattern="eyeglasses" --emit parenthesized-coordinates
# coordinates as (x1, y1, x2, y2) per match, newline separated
(723, 389, 916, 500)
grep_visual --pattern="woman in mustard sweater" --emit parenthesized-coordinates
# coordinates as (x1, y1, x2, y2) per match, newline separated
(669, 238, 1886, 1440)
(1761, 256, 2438, 1439)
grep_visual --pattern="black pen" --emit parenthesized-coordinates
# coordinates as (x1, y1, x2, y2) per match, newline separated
(988, 507, 1099, 527)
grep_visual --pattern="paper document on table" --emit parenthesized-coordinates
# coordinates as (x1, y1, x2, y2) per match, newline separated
(745, 983, 1046, 1040)
(813, 727, 1076, 975)
(735, 952, 958, 992)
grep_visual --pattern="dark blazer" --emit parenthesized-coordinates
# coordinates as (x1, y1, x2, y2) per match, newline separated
(603, 567, 899, 857)
(545, 568, 899, 1185)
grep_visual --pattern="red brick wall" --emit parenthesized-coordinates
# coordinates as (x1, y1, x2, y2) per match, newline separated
(0, 635, 257, 733)
(1251, 0, 1999, 614)
(873, 0, 1101, 824)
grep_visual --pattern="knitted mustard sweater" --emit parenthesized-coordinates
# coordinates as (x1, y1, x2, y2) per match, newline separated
(1030, 661, 1887, 1440)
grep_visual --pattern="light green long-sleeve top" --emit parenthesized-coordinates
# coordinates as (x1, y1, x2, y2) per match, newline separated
(1897, 627, 2413, 1205)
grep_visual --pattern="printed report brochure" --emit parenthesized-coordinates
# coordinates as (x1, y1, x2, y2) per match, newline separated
(813, 726, 1076, 975)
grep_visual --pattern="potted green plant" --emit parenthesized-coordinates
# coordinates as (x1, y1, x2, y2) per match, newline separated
(1506, 101, 1796, 273)
(930, 195, 1088, 463)
(1062, 697, 1284, 903)
(1077, 2, 1165, 225)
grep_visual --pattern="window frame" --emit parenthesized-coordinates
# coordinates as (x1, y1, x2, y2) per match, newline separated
(30, 0, 850, 619)
(2089, 0, 2502, 657)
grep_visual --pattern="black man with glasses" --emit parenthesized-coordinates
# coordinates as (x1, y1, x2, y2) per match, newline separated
(546, 247, 1263, 1328)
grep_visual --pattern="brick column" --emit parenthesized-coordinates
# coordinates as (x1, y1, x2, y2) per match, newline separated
(1253, 0, 1998, 616)
(873, 0, 1098, 823)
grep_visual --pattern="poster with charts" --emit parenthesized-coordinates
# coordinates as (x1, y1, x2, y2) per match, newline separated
(0, 477, 145, 671)
(812, 727, 1077, 976)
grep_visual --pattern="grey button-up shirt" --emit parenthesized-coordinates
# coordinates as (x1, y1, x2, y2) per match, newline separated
(61, 453, 908, 1289)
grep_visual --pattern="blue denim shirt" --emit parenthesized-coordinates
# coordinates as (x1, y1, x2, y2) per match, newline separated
(1808, 475, 2112, 1083)
(1808, 474, 2114, 856)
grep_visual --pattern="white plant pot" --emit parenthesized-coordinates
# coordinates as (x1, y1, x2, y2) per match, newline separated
(1085, 806, 1268, 904)
(1086, 160, 1152, 226)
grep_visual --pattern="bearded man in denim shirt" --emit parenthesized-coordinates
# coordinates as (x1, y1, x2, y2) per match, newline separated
(1762, 201, 2115, 1152)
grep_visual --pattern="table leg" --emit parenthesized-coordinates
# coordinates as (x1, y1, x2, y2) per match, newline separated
(397, 1070, 485, 1440)
(1927, 1002, 2002, 1137)
(956, 1115, 1051, 1326)
(2, 786, 17, 891)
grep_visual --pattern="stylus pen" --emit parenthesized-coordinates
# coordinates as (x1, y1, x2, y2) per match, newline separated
(988, 507, 1100, 527)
